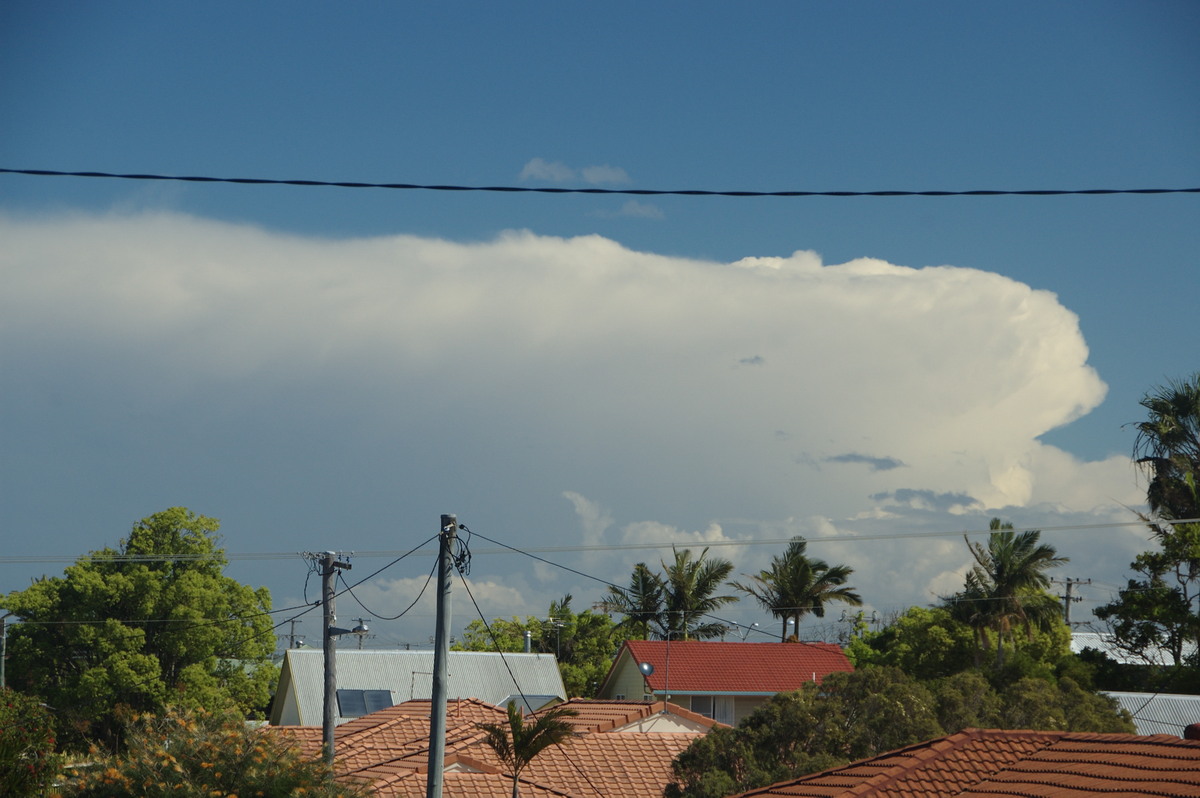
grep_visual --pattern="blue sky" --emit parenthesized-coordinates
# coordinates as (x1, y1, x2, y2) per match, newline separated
(2, 2, 1198, 650)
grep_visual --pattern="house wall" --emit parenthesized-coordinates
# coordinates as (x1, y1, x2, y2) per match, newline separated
(601, 654, 655, 701)
(733, 695, 766, 725)
(601, 650, 771, 725)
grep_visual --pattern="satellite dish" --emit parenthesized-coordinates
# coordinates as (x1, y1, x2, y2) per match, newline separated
(638, 662, 654, 676)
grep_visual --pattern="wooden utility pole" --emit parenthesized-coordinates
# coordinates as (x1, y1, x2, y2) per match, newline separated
(426, 514, 457, 798)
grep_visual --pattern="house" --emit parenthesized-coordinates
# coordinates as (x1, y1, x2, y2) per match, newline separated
(276, 697, 719, 798)
(731, 727, 1200, 797)
(268, 648, 566, 726)
(597, 639, 853, 725)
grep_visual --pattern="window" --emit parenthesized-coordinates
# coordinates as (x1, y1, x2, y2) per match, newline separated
(690, 695, 714, 718)
(335, 689, 393, 718)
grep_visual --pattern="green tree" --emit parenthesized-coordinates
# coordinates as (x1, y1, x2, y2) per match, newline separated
(661, 547, 737, 640)
(664, 667, 940, 798)
(454, 595, 621, 698)
(731, 537, 862, 641)
(929, 669, 1002, 732)
(946, 519, 1067, 669)
(1132, 373, 1200, 522)
(476, 701, 578, 798)
(1, 508, 277, 747)
(1095, 375, 1200, 669)
(1094, 531, 1200, 666)
(55, 705, 374, 798)
(665, 663, 1133, 798)
(847, 606, 976, 680)
(596, 562, 666, 639)
(599, 548, 737, 640)
(851, 605, 1071, 685)
(0, 688, 62, 797)
(997, 676, 1133, 733)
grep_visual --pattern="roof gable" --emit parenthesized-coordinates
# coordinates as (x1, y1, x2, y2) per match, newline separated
(606, 640, 852, 695)
(543, 698, 724, 733)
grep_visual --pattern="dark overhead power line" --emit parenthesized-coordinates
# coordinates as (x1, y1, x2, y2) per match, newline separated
(2, 167, 1198, 198)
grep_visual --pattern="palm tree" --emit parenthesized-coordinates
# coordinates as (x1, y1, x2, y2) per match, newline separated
(661, 547, 737, 640)
(476, 701, 579, 798)
(595, 562, 666, 639)
(730, 536, 862, 641)
(598, 548, 736, 640)
(949, 518, 1067, 669)
(1133, 373, 1200, 523)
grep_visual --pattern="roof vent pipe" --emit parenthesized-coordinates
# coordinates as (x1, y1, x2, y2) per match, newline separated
(524, 630, 532, 653)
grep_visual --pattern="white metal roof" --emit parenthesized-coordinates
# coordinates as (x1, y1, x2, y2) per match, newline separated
(1070, 631, 1196, 667)
(270, 648, 566, 726)
(1105, 691, 1200, 737)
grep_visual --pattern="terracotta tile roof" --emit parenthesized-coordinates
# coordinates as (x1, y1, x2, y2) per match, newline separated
(269, 696, 710, 798)
(541, 698, 725, 732)
(517, 731, 700, 798)
(735, 727, 1200, 797)
(619, 640, 852, 694)
(364, 770, 575, 798)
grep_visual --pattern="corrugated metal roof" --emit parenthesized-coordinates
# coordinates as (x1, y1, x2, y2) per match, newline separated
(277, 649, 566, 725)
(1071, 631, 1196, 666)
(1106, 691, 1200, 737)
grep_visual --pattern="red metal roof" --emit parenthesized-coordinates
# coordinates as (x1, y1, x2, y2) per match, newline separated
(735, 727, 1200, 797)
(620, 639, 853, 693)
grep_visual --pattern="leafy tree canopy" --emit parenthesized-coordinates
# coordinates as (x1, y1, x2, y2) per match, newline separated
(1095, 374, 1200, 671)
(55, 705, 373, 798)
(1, 508, 277, 748)
(665, 664, 1132, 798)
(849, 605, 1070, 685)
(453, 595, 622, 698)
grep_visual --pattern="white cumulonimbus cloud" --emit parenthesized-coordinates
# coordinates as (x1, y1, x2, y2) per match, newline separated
(0, 210, 1145, 624)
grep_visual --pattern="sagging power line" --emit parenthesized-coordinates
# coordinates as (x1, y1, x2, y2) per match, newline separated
(2, 167, 1198, 198)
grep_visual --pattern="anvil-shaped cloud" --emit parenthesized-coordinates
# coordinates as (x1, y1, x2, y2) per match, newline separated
(0, 211, 1148, 635)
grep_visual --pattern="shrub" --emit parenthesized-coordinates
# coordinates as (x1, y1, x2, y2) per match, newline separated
(0, 688, 61, 797)
(54, 705, 373, 798)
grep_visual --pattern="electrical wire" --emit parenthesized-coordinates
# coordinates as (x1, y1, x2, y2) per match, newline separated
(337, 558, 438, 622)
(3, 167, 1198, 198)
(5, 517, 1193, 565)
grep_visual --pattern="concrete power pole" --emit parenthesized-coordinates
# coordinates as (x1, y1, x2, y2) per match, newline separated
(321, 551, 352, 768)
(426, 514, 457, 798)
(1, 612, 13, 689)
